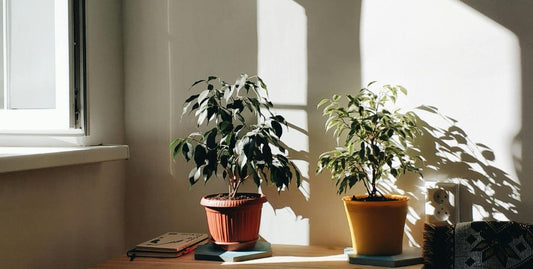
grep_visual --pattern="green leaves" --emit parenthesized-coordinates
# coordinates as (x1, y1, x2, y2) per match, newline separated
(171, 74, 301, 199)
(270, 120, 282, 138)
(193, 145, 206, 166)
(219, 121, 233, 133)
(257, 77, 268, 92)
(316, 82, 423, 197)
(184, 94, 199, 103)
(316, 98, 329, 109)
(182, 142, 192, 161)
(191, 79, 205, 88)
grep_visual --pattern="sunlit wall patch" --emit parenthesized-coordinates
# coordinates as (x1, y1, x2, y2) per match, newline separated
(257, 0, 310, 245)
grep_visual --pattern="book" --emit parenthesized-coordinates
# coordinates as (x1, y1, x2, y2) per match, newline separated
(135, 232, 208, 252)
(194, 241, 272, 262)
(127, 232, 208, 260)
(127, 245, 198, 260)
(348, 247, 423, 267)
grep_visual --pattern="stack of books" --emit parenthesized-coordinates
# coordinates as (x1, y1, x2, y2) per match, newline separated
(127, 232, 208, 260)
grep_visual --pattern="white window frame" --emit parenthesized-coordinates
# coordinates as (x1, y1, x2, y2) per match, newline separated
(0, 0, 128, 173)
(0, 0, 87, 140)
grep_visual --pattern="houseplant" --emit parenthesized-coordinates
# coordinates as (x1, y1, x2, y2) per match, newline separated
(170, 74, 301, 250)
(316, 82, 422, 255)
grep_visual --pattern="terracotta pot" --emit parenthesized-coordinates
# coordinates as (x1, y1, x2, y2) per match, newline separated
(200, 193, 267, 251)
(343, 194, 408, 255)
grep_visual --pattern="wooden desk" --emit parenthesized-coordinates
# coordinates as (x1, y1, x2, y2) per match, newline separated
(93, 244, 424, 269)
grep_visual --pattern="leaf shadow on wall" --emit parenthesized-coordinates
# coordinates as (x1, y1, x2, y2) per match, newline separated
(260, 103, 521, 246)
(460, 0, 533, 228)
(387, 105, 521, 246)
(258, 121, 312, 245)
(261, 139, 311, 203)
(260, 122, 311, 203)
(417, 105, 518, 217)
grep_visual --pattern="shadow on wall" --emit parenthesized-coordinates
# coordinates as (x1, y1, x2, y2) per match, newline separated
(127, 0, 532, 250)
(260, 124, 312, 245)
(255, 0, 527, 248)
(259, 0, 528, 248)
(460, 0, 533, 225)
(264, 101, 523, 248)
(382, 105, 522, 247)
(414, 105, 520, 222)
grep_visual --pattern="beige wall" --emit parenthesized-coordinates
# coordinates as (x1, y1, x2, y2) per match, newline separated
(123, 0, 361, 248)
(0, 162, 125, 268)
(0, 0, 126, 268)
(123, 0, 260, 248)
(83, 0, 126, 147)
(123, 0, 533, 250)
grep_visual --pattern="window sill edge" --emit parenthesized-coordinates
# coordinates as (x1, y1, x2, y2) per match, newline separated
(0, 145, 129, 173)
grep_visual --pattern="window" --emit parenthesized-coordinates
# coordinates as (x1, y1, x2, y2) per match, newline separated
(0, 0, 85, 134)
(0, 0, 128, 171)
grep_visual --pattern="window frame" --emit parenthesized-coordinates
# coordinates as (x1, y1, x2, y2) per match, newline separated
(73, 0, 87, 134)
(0, 0, 87, 136)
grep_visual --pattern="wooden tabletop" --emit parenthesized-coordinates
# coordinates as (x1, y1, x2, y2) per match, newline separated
(92, 244, 424, 269)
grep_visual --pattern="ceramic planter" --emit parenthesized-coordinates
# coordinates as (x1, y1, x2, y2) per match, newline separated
(200, 193, 267, 251)
(343, 194, 408, 256)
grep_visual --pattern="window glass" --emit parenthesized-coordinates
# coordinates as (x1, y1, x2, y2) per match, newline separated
(8, 0, 61, 109)
(0, 0, 75, 132)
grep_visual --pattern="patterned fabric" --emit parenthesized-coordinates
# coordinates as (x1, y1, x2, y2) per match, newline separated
(424, 221, 533, 269)
(424, 223, 454, 269)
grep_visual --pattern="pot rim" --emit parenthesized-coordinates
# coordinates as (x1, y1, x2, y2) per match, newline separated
(200, 193, 267, 208)
(342, 194, 409, 206)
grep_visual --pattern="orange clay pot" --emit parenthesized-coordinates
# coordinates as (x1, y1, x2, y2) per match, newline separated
(200, 193, 267, 251)
(343, 194, 408, 256)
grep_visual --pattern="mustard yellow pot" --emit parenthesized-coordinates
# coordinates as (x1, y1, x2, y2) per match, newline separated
(343, 194, 408, 256)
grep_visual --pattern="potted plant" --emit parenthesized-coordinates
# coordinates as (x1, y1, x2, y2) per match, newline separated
(170, 74, 301, 251)
(316, 82, 422, 255)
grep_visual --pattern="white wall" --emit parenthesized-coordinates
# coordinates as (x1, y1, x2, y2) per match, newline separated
(458, 0, 533, 227)
(360, 0, 533, 244)
(258, 0, 362, 247)
(123, 0, 533, 249)
(0, 1, 126, 268)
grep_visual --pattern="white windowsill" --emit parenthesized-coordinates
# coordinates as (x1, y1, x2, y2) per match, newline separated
(0, 145, 129, 173)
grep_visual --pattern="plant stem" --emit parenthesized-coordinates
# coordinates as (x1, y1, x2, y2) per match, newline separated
(230, 176, 237, 199)
(371, 164, 377, 197)
(362, 177, 371, 196)
(234, 180, 241, 196)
